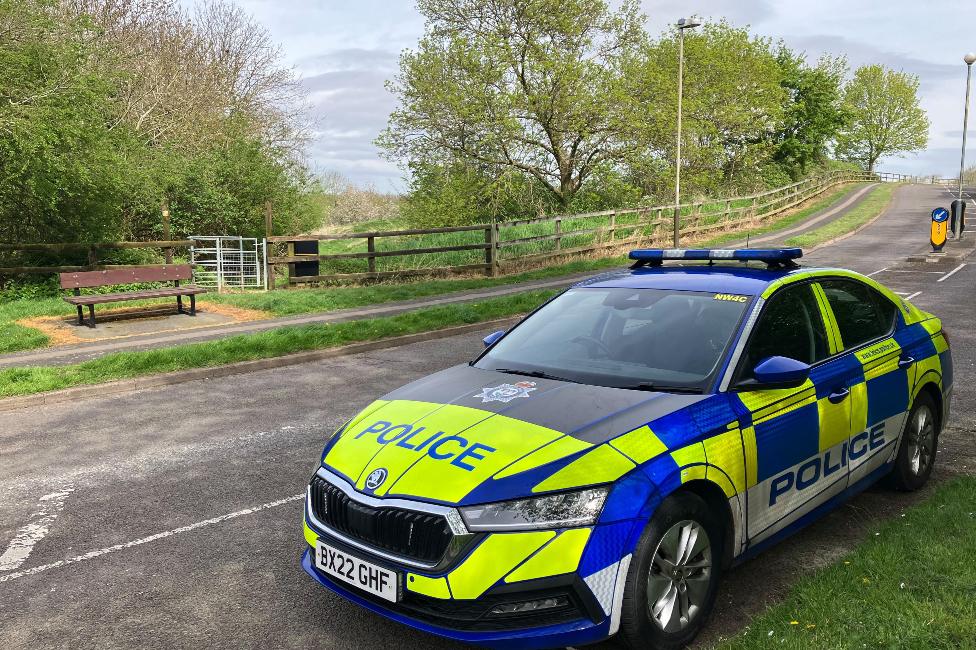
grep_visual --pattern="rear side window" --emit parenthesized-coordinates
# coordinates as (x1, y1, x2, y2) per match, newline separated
(739, 284, 830, 378)
(819, 279, 896, 350)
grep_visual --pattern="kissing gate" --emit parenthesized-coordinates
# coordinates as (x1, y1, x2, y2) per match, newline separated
(190, 236, 267, 291)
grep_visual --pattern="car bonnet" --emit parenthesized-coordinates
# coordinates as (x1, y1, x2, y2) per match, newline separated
(321, 364, 711, 505)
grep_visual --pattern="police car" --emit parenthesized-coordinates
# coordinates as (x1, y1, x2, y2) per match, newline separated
(301, 248, 951, 650)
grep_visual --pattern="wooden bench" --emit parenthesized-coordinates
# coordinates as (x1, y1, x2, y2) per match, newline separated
(60, 265, 206, 328)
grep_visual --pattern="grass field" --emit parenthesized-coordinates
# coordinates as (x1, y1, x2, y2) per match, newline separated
(785, 184, 894, 248)
(0, 289, 559, 398)
(721, 476, 976, 649)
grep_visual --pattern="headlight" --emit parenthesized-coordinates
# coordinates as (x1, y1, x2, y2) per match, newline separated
(459, 486, 610, 532)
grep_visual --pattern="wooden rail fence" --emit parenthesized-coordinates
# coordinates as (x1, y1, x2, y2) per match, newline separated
(265, 169, 881, 286)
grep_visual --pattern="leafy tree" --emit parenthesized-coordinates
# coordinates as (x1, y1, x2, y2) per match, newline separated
(772, 50, 849, 179)
(835, 65, 929, 172)
(378, 0, 648, 209)
(626, 21, 788, 198)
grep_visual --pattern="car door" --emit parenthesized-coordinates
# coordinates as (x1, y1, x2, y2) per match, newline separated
(730, 282, 855, 547)
(816, 278, 906, 486)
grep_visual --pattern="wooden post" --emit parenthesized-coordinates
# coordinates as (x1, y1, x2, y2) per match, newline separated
(87, 245, 97, 270)
(555, 217, 562, 251)
(161, 199, 172, 264)
(264, 201, 275, 290)
(287, 241, 295, 288)
(367, 236, 376, 274)
(725, 199, 732, 223)
(609, 210, 616, 242)
(485, 225, 498, 277)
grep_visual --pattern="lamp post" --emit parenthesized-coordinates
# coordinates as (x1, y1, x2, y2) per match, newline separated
(673, 17, 700, 248)
(956, 53, 976, 239)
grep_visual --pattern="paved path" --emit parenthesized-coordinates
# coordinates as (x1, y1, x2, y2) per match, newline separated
(2, 184, 974, 650)
(0, 182, 887, 370)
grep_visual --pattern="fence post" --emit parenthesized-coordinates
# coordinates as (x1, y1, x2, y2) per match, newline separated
(367, 236, 376, 274)
(286, 240, 295, 289)
(725, 199, 731, 223)
(609, 210, 616, 242)
(264, 201, 275, 290)
(555, 217, 562, 251)
(485, 224, 498, 277)
(161, 199, 172, 264)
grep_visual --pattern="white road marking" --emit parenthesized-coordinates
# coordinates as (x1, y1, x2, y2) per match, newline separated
(881, 269, 945, 274)
(0, 493, 303, 584)
(0, 486, 74, 572)
(905, 291, 923, 301)
(936, 263, 966, 282)
(893, 291, 911, 296)
(866, 267, 888, 277)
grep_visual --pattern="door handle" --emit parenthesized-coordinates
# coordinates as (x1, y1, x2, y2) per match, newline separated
(828, 387, 850, 403)
(898, 356, 916, 369)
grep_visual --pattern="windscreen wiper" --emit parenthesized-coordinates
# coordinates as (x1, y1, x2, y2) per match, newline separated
(623, 382, 702, 394)
(494, 368, 580, 384)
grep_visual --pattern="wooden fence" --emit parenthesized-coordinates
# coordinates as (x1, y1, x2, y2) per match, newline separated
(267, 169, 879, 286)
(0, 240, 193, 276)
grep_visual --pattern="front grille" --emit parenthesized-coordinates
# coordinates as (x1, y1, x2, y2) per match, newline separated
(309, 475, 453, 564)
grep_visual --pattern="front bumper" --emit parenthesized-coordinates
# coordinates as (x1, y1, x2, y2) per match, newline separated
(301, 549, 611, 649)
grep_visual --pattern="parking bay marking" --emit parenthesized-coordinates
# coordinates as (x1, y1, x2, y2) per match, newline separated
(0, 493, 303, 584)
(937, 263, 966, 282)
(0, 486, 74, 572)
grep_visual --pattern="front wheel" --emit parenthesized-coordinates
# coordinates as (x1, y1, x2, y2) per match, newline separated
(617, 491, 723, 650)
(887, 393, 939, 491)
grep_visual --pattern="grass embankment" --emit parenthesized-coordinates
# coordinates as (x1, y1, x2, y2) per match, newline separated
(785, 183, 894, 248)
(0, 289, 559, 398)
(721, 476, 976, 649)
(0, 180, 877, 356)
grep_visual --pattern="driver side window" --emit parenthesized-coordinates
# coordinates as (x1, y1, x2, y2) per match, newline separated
(739, 284, 829, 380)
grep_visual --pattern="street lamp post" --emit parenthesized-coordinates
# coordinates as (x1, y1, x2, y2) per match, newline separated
(956, 53, 976, 238)
(673, 17, 700, 248)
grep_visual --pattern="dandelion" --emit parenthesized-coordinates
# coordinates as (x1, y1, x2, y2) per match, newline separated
(790, 621, 799, 625)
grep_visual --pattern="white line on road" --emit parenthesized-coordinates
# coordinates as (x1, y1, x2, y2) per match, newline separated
(0, 486, 74, 572)
(0, 493, 303, 584)
(866, 267, 888, 276)
(893, 291, 911, 296)
(881, 270, 945, 274)
(937, 263, 967, 282)
(905, 291, 923, 301)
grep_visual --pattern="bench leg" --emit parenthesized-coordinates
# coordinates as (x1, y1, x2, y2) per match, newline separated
(190, 294, 196, 316)
(177, 295, 184, 315)
(76, 305, 84, 326)
(87, 304, 96, 329)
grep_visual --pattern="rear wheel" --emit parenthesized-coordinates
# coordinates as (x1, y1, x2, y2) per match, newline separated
(887, 392, 939, 491)
(617, 491, 723, 650)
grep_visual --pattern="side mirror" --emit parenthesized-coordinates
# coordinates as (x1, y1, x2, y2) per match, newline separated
(483, 330, 506, 348)
(742, 356, 811, 390)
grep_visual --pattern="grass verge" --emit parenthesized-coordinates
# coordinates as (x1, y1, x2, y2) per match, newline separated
(0, 289, 559, 398)
(720, 476, 976, 649)
(785, 184, 894, 248)
(702, 182, 869, 247)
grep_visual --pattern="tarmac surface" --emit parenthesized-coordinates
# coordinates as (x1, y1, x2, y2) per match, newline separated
(1, 183, 974, 649)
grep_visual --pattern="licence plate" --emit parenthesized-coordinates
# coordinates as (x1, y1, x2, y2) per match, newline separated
(315, 541, 398, 602)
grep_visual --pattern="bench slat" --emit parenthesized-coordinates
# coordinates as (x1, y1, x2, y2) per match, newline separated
(63, 286, 204, 305)
(59, 265, 193, 289)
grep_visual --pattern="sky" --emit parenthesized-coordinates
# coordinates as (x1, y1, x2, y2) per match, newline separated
(221, 0, 976, 190)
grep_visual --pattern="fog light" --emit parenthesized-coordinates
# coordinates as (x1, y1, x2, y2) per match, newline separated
(488, 595, 569, 616)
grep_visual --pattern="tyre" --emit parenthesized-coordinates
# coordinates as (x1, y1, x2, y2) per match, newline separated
(617, 491, 724, 650)
(887, 392, 939, 491)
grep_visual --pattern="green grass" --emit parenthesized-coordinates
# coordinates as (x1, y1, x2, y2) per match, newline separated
(720, 476, 976, 649)
(0, 288, 559, 398)
(785, 184, 895, 248)
(703, 183, 869, 247)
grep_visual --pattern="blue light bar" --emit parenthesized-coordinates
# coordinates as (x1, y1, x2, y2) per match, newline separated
(629, 248, 802, 263)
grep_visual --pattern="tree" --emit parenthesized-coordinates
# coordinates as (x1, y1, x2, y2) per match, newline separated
(835, 65, 928, 172)
(377, 0, 648, 209)
(630, 22, 788, 198)
(772, 50, 849, 179)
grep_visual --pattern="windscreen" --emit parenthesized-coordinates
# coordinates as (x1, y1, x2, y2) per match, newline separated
(475, 287, 751, 392)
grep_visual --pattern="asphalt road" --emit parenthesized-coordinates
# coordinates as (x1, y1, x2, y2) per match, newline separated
(1, 184, 974, 650)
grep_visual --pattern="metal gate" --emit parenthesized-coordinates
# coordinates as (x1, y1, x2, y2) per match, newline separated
(190, 236, 266, 290)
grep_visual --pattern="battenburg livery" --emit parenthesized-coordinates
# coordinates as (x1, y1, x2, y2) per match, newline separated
(302, 249, 952, 649)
